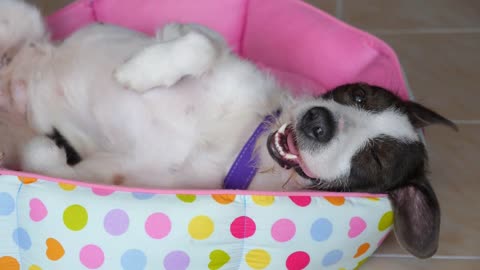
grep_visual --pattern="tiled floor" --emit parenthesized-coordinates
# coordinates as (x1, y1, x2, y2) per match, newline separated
(306, 0, 480, 269)
(29, 0, 480, 269)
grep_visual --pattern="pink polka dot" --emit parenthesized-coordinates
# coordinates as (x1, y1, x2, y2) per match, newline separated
(271, 219, 296, 242)
(289, 196, 311, 207)
(79, 244, 104, 269)
(230, 216, 256, 239)
(91, 188, 114, 196)
(145, 213, 171, 239)
(29, 198, 48, 222)
(348, 216, 367, 238)
(286, 251, 310, 270)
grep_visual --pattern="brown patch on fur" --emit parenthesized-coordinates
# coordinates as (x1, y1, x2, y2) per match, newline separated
(112, 174, 126, 186)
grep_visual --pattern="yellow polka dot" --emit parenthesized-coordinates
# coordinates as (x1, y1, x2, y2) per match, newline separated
(354, 258, 369, 270)
(18, 176, 37, 184)
(378, 211, 394, 231)
(63, 204, 88, 231)
(58, 182, 76, 191)
(251, 195, 275, 206)
(0, 256, 19, 270)
(29, 265, 42, 270)
(366, 197, 380, 201)
(245, 249, 271, 269)
(188, 215, 214, 240)
(338, 268, 347, 270)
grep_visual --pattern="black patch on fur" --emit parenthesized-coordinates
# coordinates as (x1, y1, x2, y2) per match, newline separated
(301, 83, 455, 258)
(348, 136, 427, 193)
(322, 83, 404, 113)
(389, 179, 440, 258)
(48, 128, 82, 166)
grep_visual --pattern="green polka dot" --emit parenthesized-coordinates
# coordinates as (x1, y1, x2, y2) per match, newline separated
(63, 204, 88, 231)
(176, 194, 196, 203)
(378, 211, 394, 231)
(208, 250, 230, 270)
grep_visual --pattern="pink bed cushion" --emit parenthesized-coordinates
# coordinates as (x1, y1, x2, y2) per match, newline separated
(46, 0, 408, 99)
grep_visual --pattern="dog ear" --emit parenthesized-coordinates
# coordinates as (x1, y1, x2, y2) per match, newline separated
(405, 101, 458, 131)
(388, 178, 440, 258)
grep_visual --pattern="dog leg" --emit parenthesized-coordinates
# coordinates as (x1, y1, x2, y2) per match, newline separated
(21, 136, 78, 179)
(114, 23, 224, 92)
(21, 136, 128, 185)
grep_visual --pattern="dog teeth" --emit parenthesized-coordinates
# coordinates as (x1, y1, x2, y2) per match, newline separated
(278, 123, 288, 134)
(284, 153, 297, 160)
(274, 129, 297, 160)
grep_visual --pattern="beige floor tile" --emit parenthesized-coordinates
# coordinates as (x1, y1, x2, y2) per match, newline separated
(376, 125, 480, 256)
(363, 257, 479, 270)
(303, 0, 337, 16)
(343, 0, 480, 30)
(379, 33, 480, 120)
(26, 0, 75, 15)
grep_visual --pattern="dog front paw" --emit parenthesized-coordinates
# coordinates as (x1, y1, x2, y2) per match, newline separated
(113, 56, 159, 92)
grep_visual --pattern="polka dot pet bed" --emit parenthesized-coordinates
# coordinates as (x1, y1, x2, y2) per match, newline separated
(1, 173, 393, 270)
(0, 0, 409, 269)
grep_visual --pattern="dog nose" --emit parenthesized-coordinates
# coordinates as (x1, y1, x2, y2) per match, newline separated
(300, 107, 335, 143)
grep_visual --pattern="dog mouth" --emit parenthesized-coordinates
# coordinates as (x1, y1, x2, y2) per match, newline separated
(267, 123, 300, 169)
(267, 123, 321, 183)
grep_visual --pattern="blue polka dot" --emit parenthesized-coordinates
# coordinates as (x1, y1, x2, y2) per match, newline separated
(132, 192, 155, 200)
(0, 192, 15, 216)
(322, 250, 343, 266)
(310, 218, 333, 242)
(12, 227, 31, 250)
(121, 249, 147, 270)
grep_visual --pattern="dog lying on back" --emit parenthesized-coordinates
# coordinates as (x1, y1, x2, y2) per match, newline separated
(0, 0, 457, 258)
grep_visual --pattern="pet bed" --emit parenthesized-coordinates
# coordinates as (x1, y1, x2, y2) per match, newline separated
(0, 0, 410, 269)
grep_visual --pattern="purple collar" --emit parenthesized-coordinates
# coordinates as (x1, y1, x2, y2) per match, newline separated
(223, 112, 279, 190)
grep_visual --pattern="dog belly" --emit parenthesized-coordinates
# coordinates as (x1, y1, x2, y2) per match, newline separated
(24, 24, 278, 188)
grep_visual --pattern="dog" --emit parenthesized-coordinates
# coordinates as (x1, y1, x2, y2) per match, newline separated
(0, 0, 457, 259)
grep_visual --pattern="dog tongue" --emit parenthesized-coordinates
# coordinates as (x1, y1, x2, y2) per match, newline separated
(286, 132, 299, 155)
(286, 132, 318, 179)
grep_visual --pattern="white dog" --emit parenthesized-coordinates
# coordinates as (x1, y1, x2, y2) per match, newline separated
(1, 0, 457, 258)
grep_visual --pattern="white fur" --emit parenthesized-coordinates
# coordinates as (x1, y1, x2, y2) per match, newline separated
(2, 1, 286, 189)
(1, 1, 421, 191)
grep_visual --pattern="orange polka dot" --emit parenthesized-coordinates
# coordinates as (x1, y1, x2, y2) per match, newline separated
(46, 238, 65, 261)
(0, 256, 20, 270)
(324, 196, 345, 206)
(354, 243, 370, 258)
(18, 176, 37, 184)
(212, 194, 236, 204)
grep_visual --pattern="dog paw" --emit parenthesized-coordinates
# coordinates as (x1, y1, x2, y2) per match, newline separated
(113, 43, 183, 92)
(157, 23, 184, 42)
(113, 55, 160, 92)
(21, 136, 67, 173)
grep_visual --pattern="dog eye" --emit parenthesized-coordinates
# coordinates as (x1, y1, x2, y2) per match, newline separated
(351, 88, 366, 104)
(313, 127, 324, 138)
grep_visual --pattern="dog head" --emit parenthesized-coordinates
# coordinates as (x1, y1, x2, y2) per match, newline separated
(268, 83, 457, 258)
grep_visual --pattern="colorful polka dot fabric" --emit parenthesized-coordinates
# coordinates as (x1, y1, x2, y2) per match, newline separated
(0, 172, 393, 270)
